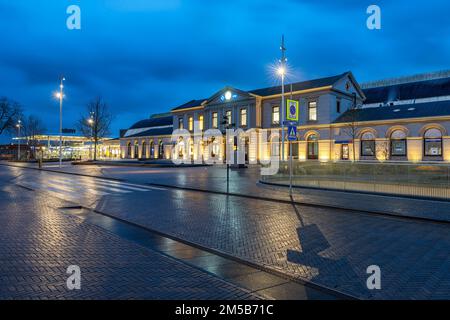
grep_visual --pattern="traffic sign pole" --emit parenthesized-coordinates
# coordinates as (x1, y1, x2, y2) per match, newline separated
(289, 140, 293, 196)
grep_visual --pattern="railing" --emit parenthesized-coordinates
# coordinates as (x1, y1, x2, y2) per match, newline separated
(261, 161, 450, 200)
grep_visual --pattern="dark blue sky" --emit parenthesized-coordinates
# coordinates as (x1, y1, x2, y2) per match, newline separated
(1, 0, 449, 141)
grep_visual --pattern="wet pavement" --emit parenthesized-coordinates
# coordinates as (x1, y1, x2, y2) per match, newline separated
(0, 164, 337, 300)
(7, 161, 450, 222)
(1, 162, 449, 299)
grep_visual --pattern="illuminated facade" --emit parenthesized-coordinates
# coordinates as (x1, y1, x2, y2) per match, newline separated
(121, 70, 450, 163)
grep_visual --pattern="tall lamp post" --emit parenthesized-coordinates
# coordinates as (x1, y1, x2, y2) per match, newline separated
(55, 76, 65, 168)
(278, 35, 287, 162)
(88, 113, 94, 161)
(16, 120, 22, 161)
(221, 93, 235, 194)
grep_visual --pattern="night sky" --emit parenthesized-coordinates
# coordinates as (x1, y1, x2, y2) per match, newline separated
(1, 0, 449, 141)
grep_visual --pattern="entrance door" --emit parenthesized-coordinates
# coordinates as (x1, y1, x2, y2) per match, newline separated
(307, 134, 318, 160)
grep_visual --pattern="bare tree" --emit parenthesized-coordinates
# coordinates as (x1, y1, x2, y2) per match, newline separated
(0, 97, 22, 136)
(77, 97, 113, 161)
(341, 93, 360, 162)
(22, 115, 47, 159)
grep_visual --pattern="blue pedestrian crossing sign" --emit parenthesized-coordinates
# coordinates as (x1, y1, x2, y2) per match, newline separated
(288, 125, 297, 141)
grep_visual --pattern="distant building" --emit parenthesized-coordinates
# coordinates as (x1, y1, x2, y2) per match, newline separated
(9, 134, 119, 160)
(120, 70, 450, 163)
(0, 144, 30, 161)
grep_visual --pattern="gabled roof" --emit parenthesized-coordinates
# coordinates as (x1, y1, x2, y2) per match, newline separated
(171, 72, 356, 112)
(249, 72, 349, 96)
(172, 99, 206, 111)
(363, 77, 450, 105)
(333, 100, 450, 123)
(129, 116, 173, 129)
(205, 86, 256, 104)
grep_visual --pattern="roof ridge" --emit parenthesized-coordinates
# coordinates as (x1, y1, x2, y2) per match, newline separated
(361, 70, 450, 89)
(249, 71, 347, 93)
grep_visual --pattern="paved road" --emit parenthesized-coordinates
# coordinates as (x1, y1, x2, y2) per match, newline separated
(1, 163, 449, 299)
(0, 169, 263, 299)
(15, 162, 450, 222)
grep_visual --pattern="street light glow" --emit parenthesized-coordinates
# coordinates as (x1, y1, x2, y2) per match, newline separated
(224, 90, 232, 101)
(54, 92, 62, 99)
(277, 66, 286, 76)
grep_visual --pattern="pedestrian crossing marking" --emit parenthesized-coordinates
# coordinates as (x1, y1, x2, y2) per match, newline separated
(17, 176, 167, 198)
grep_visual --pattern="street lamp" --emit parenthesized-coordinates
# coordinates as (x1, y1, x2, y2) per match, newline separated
(278, 35, 287, 162)
(55, 76, 65, 168)
(221, 113, 235, 194)
(88, 113, 94, 161)
(16, 120, 22, 161)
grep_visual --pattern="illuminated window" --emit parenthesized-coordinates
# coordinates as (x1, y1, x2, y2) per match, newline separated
(178, 117, 184, 129)
(390, 130, 407, 156)
(226, 110, 232, 125)
(272, 106, 280, 125)
(212, 112, 218, 128)
(308, 101, 317, 121)
(361, 132, 376, 156)
(424, 128, 442, 156)
(341, 144, 349, 160)
(240, 109, 247, 127)
(199, 115, 204, 131)
(188, 116, 194, 131)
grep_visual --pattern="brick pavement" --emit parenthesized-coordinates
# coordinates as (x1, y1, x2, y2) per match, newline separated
(94, 186, 450, 300)
(0, 184, 259, 299)
(2, 163, 450, 299)
(6, 162, 450, 222)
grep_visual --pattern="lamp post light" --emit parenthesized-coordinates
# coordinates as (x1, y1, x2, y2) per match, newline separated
(278, 35, 287, 162)
(16, 120, 22, 161)
(55, 76, 65, 168)
(221, 102, 235, 194)
(88, 113, 94, 161)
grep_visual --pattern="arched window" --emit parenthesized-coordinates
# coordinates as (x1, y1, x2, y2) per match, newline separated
(361, 132, 376, 156)
(134, 142, 139, 159)
(150, 141, 154, 159)
(424, 128, 442, 157)
(390, 130, 407, 156)
(307, 134, 318, 160)
(158, 140, 164, 159)
(127, 142, 132, 158)
(142, 142, 147, 159)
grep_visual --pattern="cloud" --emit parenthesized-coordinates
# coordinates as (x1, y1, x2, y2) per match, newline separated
(0, 0, 448, 142)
